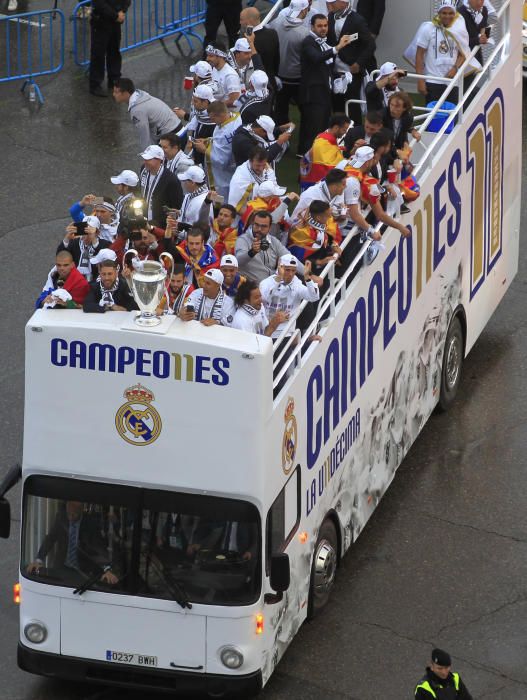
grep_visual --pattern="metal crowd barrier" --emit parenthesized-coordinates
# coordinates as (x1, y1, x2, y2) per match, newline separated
(72, 0, 206, 68)
(0, 8, 65, 104)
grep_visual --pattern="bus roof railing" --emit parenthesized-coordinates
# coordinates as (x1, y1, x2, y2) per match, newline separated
(271, 0, 513, 403)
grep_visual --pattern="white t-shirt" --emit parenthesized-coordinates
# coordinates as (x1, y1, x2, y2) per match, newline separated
(291, 181, 345, 224)
(186, 288, 235, 326)
(212, 63, 242, 101)
(228, 161, 277, 210)
(259, 275, 319, 339)
(343, 176, 361, 207)
(232, 305, 269, 335)
(210, 114, 243, 193)
(416, 22, 460, 83)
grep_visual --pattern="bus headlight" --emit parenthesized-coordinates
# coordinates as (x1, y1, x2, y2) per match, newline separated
(219, 646, 244, 669)
(24, 621, 47, 644)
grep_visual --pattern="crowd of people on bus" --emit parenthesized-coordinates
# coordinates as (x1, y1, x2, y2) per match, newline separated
(39, 0, 492, 346)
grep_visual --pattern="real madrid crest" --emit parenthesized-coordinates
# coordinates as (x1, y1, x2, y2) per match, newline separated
(115, 384, 162, 446)
(282, 397, 297, 475)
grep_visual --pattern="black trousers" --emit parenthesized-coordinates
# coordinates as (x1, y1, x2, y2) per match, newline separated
(89, 20, 122, 89)
(203, 0, 241, 49)
(273, 79, 300, 126)
(425, 81, 459, 106)
(332, 73, 364, 127)
(298, 98, 331, 156)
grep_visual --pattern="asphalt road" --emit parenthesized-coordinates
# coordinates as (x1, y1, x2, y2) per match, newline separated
(1, 18, 526, 700)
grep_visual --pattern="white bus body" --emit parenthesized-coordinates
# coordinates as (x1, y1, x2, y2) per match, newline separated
(13, 1, 522, 696)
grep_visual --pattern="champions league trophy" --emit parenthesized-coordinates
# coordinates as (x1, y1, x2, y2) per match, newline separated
(125, 251, 174, 327)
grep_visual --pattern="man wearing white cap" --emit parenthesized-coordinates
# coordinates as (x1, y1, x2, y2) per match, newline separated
(83, 258, 138, 313)
(220, 254, 246, 298)
(139, 144, 183, 228)
(240, 180, 298, 245)
(112, 78, 181, 151)
(206, 42, 242, 107)
(228, 37, 255, 87)
(180, 84, 217, 168)
(232, 115, 291, 167)
(269, 0, 310, 125)
(238, 70, 272, 125)
(176, 165, 212, 235)
(228, 146, 278, 213)
(259, 255, 321, 340)
(407, 0, 469, 104)
(365, 61, 406, 111)
(111, 170, 139, 215)
(159, 133, 194, 177)
(59, 216, 112, 282)
(232, 279, 288, 336)
(179, 268, 235, 326)
(68, 195, 119, 242)
(192, 101, 242, 201)
(188, 60, 221, 97)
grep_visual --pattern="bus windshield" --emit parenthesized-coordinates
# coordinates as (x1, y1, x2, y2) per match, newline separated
(21, 476, 260, 606)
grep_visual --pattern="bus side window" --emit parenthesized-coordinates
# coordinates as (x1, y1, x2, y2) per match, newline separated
(266, 467, 300, 570)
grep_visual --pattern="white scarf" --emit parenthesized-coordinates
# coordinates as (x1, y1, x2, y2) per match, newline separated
(310, 31, 334, 66)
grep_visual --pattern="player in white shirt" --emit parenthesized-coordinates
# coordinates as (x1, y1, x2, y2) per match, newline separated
(232, 279, 287, 336)
(179, 269, 235, 327)
(228, 148, 278, 212)
(291, 169, 347, 224)
(177, 165, 213, 236)
(206, 43, 242, 106)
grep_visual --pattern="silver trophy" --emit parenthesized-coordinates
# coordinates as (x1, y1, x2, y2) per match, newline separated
(126, 251, 174, 326)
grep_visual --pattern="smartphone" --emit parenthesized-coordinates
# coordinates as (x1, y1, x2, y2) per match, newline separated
(245, 26, 253, 36)
(484, 26, 491, 38)
(186, 305, 195, 313)
(285, 124, 296, 134)
(346, 32, 358, 42)
(398, 69, 408, 77)
(93, 196, 104, 205)
(74, 221, 88, 235)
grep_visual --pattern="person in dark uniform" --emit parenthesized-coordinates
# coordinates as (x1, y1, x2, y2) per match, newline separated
(89, 0, 130, 97)
(298, 14, 353, 156)
(415, 648, 473, 699)
(356, 0, 385, 39)
(83, 258, 139, 313)
(203, 0, 241, 52)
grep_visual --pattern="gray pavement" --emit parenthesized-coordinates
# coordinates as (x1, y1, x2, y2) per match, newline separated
(1, 24, 526, 700)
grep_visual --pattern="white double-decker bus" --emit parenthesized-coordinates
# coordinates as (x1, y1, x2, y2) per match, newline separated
(0, 0, 522, 696)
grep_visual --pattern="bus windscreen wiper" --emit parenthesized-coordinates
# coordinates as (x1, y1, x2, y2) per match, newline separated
(73, 565, 112, 596)
(148, 553, 192, 610)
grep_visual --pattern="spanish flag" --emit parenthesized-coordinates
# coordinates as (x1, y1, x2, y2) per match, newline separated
(240, 196, 284, 229)
(288, 222, 328, 262)
(212, 221, 238, 258)
(342, 166, 382, 207)
(300, 132, 345, 189)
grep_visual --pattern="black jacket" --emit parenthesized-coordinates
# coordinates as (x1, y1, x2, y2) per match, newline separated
(253, 26, 280, 90)
(364, 80, 388, 112)
(141, 166, 183, 228)
(239, 93, 273, 125)
(328, 11, 375, 73)
(92, 0, 130, 23)
(57, 237, 112, 280)
(457, 4, 488, 66)
(415, 668, 473, 700)
(298, 34, 336, 105)
(231, 125, 284, 166)
(83, 277, 139, 313)
(343, 124, 368, 156)
(355, 0, 385, 36)
(382, 107, 414, 149)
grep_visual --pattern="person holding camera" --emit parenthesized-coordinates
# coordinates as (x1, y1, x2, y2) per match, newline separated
(179, 268, 235, 327)
(83, 259, 138, 313)
(112, 223, 167, 268)
(235, 210, 304, 283)
(58, 216, 112, 282)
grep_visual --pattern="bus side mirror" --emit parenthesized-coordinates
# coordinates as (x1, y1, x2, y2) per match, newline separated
(265, 554, 290, 604)
(0, 499, 11, 539)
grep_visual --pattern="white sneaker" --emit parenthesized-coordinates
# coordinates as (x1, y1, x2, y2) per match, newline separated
(7, 0, 18, 11)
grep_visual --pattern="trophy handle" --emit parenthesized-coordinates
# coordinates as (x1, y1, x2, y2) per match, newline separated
(159, 252, 174, 287)
(123, 249, 138, 290)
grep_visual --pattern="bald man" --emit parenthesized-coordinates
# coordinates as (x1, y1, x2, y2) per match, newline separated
(36, 250, 91, 309)
(240, 7, 279, 91)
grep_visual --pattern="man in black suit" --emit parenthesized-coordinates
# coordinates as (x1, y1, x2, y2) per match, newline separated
(27, 501, 118, 584)
(239, 6, 280, 93)
(356, 0, 385, 39)
(83, 258, 139, 313)
(139, 145, 183, 228)
(298, 14, 353, 155)
(327, 1, 376, 125)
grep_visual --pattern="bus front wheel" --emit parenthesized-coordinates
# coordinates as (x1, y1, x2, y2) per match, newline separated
(308, 519, 338, 618)
(437, 314, 464, 412)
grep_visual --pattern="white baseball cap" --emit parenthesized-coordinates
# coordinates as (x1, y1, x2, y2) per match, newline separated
(90, 248, 117, 265)
(378, 61, 399, 78)
(255, 115, 276, 142)
(279, 254, 298, 268)
(437, 0, 456, 9)
(204, 268, 224, 285)
(193, 84, 214, 101)
(233, 37, 251, 52)
(178, 165, 206, 183)
(250, 70, 268, 97)
(350, 145, 375, 167)
(256, 180, 286, 198)
(140, 145, 165, 161)
(189, 60, 212, 78)
(111, 169, 139, 187)
(220, 254, 238, 268)
(83, 215, 100, 230)
(286, 0, 309, 18)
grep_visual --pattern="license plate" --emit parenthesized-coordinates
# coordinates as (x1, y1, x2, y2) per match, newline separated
(106, 650, 158, 667)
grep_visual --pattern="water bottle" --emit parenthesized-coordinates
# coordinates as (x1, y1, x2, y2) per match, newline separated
(29, 84, 36, 102)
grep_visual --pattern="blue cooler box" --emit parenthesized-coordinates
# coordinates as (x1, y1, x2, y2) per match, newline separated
(426, 100, 456, 133)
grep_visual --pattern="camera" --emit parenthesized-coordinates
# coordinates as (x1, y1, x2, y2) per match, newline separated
(259, 236, 270, 251)
(118, 198, 148, 239)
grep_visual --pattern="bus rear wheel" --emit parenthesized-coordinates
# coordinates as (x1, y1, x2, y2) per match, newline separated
(308, 519, 338, 618)
(437, 314, 464, 412)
